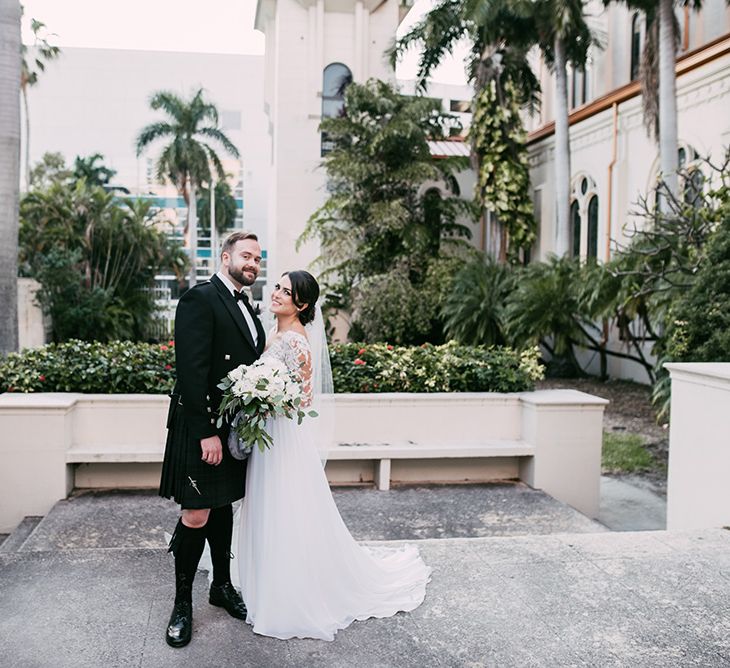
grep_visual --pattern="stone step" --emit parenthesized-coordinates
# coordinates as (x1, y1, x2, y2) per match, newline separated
(18, 483, 606, 552)
(0, 516, 43, 553)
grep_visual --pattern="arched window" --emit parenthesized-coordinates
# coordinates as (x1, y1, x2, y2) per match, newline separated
(684, 169, 704, 208)
(321, 63, 353, 156)
(570, 199, 581, 258)
(570, 174, 599, 260)
(630, 13, 642, 81)
(587, 196, 599, 259)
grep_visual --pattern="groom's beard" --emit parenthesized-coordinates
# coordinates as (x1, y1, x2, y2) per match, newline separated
(229, 265, 258, 287)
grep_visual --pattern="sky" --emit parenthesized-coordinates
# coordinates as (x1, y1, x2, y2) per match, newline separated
(20, 0, 469, 85)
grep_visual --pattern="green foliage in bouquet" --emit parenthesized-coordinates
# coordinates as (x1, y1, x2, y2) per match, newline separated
(216, 360, 318, 453)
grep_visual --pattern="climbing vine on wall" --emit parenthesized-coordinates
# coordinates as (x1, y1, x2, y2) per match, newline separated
(471, 79, 536, 260)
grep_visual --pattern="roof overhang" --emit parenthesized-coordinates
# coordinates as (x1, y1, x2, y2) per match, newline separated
(255, 0, 411, 30)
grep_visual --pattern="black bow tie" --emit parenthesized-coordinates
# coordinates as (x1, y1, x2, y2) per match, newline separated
(234, 290, 249, 304)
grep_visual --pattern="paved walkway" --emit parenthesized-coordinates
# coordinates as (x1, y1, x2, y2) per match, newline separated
(1, 487, 725, 667)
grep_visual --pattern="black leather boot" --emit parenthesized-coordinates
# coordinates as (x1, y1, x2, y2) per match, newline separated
(209, 581, 247, 620)
(166, 519, 206, 648)
(166, 573, 193, 648)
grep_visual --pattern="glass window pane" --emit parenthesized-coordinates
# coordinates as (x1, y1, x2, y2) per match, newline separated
(631, 14, 641, 81)
(587, 196, 599, 258)
(323, 63, 352, 98)
(571, 200, 581, 258)
(322, 98, 345, 119)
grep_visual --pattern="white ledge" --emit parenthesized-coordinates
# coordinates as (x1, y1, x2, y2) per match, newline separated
(665, 362, 730, 390)
(328, 440, 535, 460)
(519, 389, 609, 406)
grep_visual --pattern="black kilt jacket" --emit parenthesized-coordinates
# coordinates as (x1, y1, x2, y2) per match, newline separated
(159, 274, 266, 509)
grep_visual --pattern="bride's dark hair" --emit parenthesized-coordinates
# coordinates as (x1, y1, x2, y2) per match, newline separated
(283, 271, 319, 326)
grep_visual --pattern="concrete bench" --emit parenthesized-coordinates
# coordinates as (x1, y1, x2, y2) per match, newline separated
(0, 390, 607, 533)
(328, 440, 535, 490)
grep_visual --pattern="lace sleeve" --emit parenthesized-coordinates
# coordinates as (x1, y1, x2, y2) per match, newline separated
(284, 332, 313, 407)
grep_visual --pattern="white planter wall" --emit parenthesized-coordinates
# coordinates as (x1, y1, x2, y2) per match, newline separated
(666, 363, 730, 530)
(0, 390, 607, 533)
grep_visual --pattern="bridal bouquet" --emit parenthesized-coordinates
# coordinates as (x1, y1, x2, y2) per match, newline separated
(217, 358, 318, 458)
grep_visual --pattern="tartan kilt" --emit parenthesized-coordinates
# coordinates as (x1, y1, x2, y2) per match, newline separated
(159, 395, 247, 509)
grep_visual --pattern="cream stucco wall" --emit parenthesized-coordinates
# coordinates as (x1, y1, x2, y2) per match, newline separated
(257, 0, 402, 281)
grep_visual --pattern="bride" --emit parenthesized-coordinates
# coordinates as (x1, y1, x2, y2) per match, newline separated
(236, 270, 431, 641)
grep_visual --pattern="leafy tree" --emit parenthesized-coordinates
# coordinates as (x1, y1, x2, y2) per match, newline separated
(73, 152, 117, 187)
(353, 255, 464, 345)
(299, 79, 474, 315)
(610, 150, 730, 413)
(29, 151, 72, 189)
(506, 256, 590, 374)
(135, 89, 240, 287)
(197, 179, 237, 236)
(19, 180, 188, 341)
(666, 223, 730, 363)
(20, 11, 60, 190)
(390, 0, 538, 259)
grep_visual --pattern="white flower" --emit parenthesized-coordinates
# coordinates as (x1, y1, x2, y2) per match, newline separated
(228, 365, 245, 382)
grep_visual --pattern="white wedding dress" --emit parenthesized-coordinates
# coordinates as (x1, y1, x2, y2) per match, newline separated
(237, 330, 431, 641)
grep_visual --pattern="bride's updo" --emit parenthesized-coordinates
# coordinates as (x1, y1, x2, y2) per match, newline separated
(283, 270, 320, 326)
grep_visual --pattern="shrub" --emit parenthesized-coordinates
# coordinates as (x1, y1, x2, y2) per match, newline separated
(441, 254, 516, 346)
(0, 340, 176, 394)
(330, 341, 544, 393)
(351, 256, 467, 345)
(0, 340, 544, 395)
(665, 222, 730, 363)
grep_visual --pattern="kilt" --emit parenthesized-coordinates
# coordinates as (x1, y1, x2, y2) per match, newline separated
(159, 395, 247, 509)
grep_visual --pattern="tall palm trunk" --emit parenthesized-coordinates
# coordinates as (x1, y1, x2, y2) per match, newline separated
(22, 84, 29, 189)
(0, 0, 21, 354)
(658, 0, 679, 201)
(553, 37, 571, 256)
(188, 180, 198, 288)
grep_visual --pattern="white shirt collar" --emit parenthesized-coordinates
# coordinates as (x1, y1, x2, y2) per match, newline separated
(216, 271, 240, 297)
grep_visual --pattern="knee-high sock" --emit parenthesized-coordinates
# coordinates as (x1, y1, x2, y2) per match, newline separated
(206, 504, 233, 586)
(169, 518, 207, 604)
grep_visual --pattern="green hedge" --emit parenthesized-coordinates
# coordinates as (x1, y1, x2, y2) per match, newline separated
(0, 340, 176, 394)
(0, 340, 543, 395)
(331, 342, 543, 393)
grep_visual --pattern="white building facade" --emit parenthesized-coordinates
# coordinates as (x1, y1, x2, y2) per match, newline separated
(254, 0, 413, 280)
(526, 2, 730, 264)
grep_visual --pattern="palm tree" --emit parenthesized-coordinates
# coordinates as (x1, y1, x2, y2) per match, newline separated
(534, 0, 597, 255)
(392, 0, 599, 259)
(613, 0, 730, 204)
(73, 152, 117, 187)
(135, 89, 240, 288)
(391, 0, 540, 260)
(0, 0, 22, 355)
(20, 13, 60, 190)
(656, 0, 680, 198)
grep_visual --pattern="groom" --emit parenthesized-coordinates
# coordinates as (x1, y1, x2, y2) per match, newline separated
(159, 231, 266, 647)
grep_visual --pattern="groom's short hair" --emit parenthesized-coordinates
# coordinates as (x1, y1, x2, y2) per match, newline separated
(221, 231, 259, 257)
